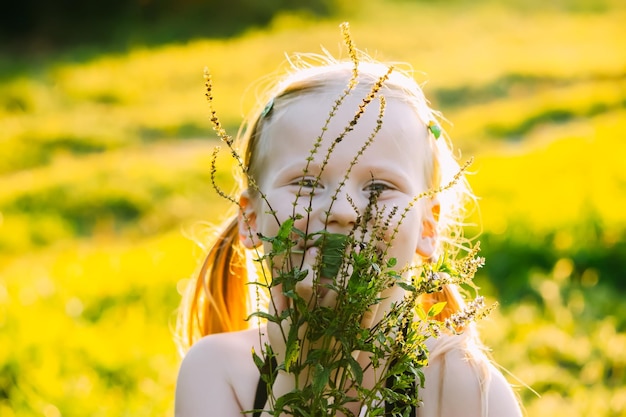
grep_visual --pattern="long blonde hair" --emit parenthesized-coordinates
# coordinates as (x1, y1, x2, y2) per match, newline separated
(175, 53, 478, 355)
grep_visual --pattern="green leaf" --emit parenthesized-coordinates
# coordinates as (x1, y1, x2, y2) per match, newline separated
(347, 354, 364, 384)
(428, 121, 442, 139)
(428, 301, 447, 317)
(251, 348, 265, 371)
(248, 311, 282, 323)
(312, 363, 330, 394)
(284, 332, 300, 373)
(274, 392, 311, 416)
(293, 228, 308, 239)
(277, 217, 295, 240)
(416, 305, 427, 320)
(272, 218, 295, 253)
(283, 289, 297, 299)
(315, 232, 349, 278)
(397, 281, 416, 292)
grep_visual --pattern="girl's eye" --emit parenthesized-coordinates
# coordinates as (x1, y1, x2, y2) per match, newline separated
(293, 178, 318, 188)
(365, 182, 393, 193)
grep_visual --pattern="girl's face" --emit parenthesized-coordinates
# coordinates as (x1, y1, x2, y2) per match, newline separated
(241, 91, 438, 276)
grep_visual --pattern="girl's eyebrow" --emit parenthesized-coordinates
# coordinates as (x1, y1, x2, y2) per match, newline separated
(277, 161, 323, 177)
(359, 163, 412, 179)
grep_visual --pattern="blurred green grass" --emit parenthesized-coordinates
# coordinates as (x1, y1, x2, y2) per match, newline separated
(1, 1, 625, 416)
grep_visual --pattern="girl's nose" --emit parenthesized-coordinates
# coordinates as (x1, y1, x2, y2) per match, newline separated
(324, 193, 358, 231)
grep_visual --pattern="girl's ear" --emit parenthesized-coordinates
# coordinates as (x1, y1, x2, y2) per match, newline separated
(238, 191, 261, 249)
(416, 199, 440, 258)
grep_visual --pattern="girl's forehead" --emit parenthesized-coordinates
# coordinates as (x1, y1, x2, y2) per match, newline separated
(272, 95, 427, 153)
(258, 91, 430, 171)
(274, 91, 426, 133)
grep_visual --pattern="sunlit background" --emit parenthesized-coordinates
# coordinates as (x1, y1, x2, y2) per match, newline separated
(1, 0, 625, 415)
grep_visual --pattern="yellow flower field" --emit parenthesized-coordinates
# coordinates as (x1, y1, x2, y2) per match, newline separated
(1, 1, 625, 415)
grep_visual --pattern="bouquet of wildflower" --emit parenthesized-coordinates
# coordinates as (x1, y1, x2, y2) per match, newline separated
(204, 22, 493, 417)
(246, 211, 489, 417)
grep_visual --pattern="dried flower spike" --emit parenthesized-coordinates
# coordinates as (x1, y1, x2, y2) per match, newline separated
(340, 22, 359, 88)
(204, 67, 233, 145)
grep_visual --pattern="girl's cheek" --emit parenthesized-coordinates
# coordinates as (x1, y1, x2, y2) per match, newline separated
(292, 200, 325, 228)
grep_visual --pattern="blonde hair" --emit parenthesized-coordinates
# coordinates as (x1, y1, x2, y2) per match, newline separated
(175, 53, 479, 355)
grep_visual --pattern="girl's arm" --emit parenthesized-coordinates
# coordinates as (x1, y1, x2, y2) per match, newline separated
(417, 346, 523, 417)
(484, 363, 525, 417)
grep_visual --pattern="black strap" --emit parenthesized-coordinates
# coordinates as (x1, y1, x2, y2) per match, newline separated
(252, 377, 266, 417)
(253, 358, 416, 417)
(253, 357, 277, 417)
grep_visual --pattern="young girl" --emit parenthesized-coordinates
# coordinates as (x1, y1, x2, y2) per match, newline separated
(174, 32, 523, 417)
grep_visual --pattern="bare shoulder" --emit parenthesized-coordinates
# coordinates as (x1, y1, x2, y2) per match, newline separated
(484, 361, 524, 417)
(177, 328, 261, 380)
(418, 335, 523, 417)
(175, 328, 265, 417)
